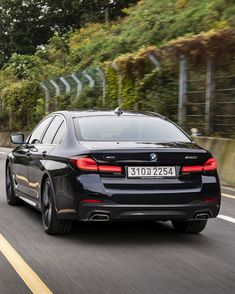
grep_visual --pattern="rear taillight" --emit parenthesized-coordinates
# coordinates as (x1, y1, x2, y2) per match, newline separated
(70, 157, 122, 173)
(203, 157, 217, 171)
(181, 157, 217, 174)
(71, 157, 98, 171)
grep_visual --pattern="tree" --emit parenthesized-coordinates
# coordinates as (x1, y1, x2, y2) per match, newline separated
(79, 0, 138, 24)
(0, 0, 138, 67)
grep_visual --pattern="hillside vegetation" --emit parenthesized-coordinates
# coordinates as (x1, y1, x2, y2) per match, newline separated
(0, 0, 235, 130)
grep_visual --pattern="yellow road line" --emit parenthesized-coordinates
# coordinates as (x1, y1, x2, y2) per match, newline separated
(0, 234, 52, 294)
(222, 193, 235, 200)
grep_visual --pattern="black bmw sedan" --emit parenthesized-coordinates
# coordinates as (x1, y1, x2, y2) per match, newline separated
(6, 109, 221, 235)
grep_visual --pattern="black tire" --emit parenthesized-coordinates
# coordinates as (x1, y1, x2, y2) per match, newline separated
(41, 178, 72, 235)
(5, 164, 22, 206)
(172, 219, 207, 234)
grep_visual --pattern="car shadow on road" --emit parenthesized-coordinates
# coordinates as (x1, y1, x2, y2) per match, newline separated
(65, 220, 212, 247)
(10, 202, 212, 248)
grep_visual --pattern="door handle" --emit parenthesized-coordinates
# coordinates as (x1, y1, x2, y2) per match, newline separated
(26, 150, 31, 158)
(42, 151, 47, 159)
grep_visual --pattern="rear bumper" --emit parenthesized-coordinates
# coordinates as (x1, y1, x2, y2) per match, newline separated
(78, 201, 220, 221)
(55, 173, 221, 221)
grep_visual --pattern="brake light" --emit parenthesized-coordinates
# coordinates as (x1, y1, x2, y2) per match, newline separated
(71, 157, 122, 173)
(98, 165, 122, 173)
(181, 165, 203, 173)
(181, 157, 217, 173)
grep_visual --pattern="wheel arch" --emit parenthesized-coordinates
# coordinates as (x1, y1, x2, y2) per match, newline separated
(40, 173, 49, 204)
(5, 154, 14, 174)
(40, 172, 58, 212)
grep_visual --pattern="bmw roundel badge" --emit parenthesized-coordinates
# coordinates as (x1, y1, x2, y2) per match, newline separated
(150, 153, 158, 161)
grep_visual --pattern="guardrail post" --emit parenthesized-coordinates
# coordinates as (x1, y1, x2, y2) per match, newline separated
(178, 55, 188, 127)
(83, 71, 95, 88)
(49, 79, 60, 96)
(148, 53, 161, 69)
(205, 58, 215, 135)
(71, 73, 82, 99)
(40, 82, 50, 113)
(97, 67, 106, 106)
(60, 77, 71, 94)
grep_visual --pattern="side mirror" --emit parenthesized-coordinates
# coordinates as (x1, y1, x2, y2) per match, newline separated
(10, 133, 25, 145)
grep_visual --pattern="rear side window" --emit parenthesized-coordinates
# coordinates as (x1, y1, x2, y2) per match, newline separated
(74, 115, 191, 143)
(52, 121, 66, 145)
(28, 117, 53, 144)
(42, 116, 64, 144)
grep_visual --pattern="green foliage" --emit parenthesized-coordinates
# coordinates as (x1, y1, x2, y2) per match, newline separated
(0, 0, 235, 135)
(8, 53, 42, 80)
(103, 63, 120, 108)
(69, 87, 103, 110)
(35, 0, 235, 78)
(1, 80, 43, 130)
(0, 0, 138, 67)
(137, 65, 178, 120)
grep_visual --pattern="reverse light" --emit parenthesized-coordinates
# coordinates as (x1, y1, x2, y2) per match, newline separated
(181, 157, 217, 173)
(71, 157, 122, 173)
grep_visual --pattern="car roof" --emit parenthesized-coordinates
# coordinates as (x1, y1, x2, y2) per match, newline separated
(52, 110, 166, 119)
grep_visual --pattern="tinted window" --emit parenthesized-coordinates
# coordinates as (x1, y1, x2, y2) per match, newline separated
(28, 117, 52, 144)
(74, 116, 191, 143)
(52, 121, 66, 145)
(42, 116, 64, 144)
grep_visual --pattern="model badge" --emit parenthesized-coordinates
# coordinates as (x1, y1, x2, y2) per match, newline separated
(150, 153, 158, 161)
(185, 156, 198, 159)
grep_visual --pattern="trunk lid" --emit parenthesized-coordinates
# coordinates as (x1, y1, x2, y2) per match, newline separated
(79, 141, 210, 204)
(80, 141, 209, 165)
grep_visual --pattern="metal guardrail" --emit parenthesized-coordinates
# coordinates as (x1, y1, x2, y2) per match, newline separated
(179, 55, 235, 137)
(39, 54, 161, 112)
(0, 52, 235, 138)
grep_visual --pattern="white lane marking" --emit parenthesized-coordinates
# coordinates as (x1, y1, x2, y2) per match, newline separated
(0, 151, 8, 155)
(222, 193, 235, 200)
(222, 186, 235, 192)
(218, 215, 235, 224)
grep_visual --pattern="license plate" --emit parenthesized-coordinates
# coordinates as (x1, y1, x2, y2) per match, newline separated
(127, 166, 176, 178)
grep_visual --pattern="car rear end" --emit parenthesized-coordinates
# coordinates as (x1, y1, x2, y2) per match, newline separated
(71, 112, 221, 223)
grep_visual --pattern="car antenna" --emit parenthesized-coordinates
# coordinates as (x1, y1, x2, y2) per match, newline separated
(114, 107, 123, 116)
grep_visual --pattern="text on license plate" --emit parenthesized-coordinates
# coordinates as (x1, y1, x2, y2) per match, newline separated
(127, 166, 176, 178)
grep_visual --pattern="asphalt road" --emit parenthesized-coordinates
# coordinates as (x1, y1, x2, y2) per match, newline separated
(0, 149, 235, 294)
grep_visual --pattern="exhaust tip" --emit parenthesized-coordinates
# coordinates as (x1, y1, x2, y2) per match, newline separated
(195, 213, 210, 220)
(89, 213, 110, 222)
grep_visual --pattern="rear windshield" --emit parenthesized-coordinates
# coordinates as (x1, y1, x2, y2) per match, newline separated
(74, 115, 191, 143)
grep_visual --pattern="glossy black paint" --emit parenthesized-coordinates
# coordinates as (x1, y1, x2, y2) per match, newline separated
(7, 110, 221, 222)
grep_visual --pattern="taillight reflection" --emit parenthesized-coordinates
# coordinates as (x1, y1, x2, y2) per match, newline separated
(80, 199, 103, 203)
